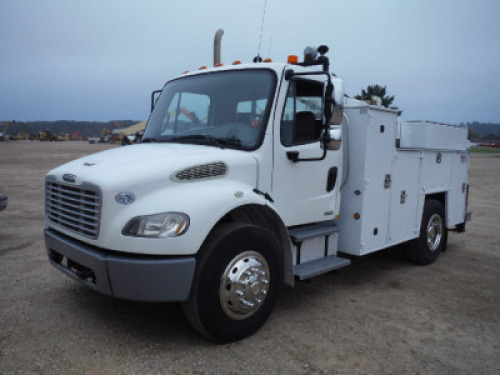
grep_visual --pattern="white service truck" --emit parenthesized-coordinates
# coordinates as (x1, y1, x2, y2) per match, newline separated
(45, 45, 470, 342)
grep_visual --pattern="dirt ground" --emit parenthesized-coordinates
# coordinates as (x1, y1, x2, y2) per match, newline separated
(0, 141, 498, 375)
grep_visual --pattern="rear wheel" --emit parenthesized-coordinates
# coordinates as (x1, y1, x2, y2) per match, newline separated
(183, 223, 282, 342)
(406, 199, 446, 265)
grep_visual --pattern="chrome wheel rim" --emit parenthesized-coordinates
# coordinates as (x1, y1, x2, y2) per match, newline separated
(426, 214, 443, 251)
(219, 251, 270, 320)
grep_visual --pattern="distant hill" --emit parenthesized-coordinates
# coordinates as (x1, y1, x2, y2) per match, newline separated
(466, 122, 500, 139)
(0, 120, 142, 138)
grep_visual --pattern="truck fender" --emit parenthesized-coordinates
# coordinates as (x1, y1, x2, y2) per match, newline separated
(208, 202, 294, 287)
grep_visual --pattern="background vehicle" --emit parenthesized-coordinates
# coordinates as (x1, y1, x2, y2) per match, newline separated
(0, 122, 10, 140)
(0, 195, 7, 211)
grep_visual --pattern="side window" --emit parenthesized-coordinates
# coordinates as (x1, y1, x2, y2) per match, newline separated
(161, 92, 210, 135)
(281, 80, 323, 146)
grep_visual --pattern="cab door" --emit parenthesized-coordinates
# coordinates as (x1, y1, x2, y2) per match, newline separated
(271, 78, 341, 226)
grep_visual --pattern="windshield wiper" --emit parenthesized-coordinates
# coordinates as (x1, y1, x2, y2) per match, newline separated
(167, 134, 225, 149)
(141, 137, 156, 143)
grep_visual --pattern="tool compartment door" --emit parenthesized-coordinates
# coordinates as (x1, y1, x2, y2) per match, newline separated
(357, 110, 395, 253)
(388, 151, 421, 244)
(447, 152, 469, 226)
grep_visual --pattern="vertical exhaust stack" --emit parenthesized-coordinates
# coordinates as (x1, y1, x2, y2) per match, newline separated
(214, 29, 224, 66)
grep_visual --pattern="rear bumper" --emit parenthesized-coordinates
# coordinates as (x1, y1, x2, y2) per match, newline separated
(45, 228, 196, 302)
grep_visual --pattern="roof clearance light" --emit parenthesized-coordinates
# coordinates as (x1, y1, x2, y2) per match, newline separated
(199, 66, 207, 70)
(233, 60, 241, 65)
(287, 55, 299, 64)
(263, 58, 272, 63)
(215, 63, 224, 67)
(183, 71, 189, 74)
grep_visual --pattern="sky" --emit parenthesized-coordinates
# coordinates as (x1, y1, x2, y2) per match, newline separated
(1, 0, 499, 124)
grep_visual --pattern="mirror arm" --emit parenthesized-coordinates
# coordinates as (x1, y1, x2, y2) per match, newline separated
(286, 147, 327, 163)
(286, 133, 329, 163)
(284, 69, 335, 163)
(151, 90, 162, 112)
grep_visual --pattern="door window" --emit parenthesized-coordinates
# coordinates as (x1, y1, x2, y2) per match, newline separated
(281, 80, 324, 146)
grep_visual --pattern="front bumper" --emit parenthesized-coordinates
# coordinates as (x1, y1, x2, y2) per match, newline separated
(45, 228, 196, 302)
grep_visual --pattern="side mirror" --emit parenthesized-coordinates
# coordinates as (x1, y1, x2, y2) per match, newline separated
(330, 77, 344, 125)
(330, 106, 343, 125)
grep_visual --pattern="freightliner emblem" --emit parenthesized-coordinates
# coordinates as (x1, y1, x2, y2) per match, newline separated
(63, 174, 77, 183)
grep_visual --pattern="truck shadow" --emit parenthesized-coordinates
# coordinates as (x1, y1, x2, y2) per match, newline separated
(66, 286, 206, 344)
(276, 245, 418, 309)
(62, 245, 423, 344)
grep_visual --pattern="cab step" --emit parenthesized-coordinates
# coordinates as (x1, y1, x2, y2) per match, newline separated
(288, 221, 338, 243)
(293, 255, 350, 280)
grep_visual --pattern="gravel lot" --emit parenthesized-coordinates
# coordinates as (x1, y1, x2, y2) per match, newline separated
(0, 141, 499, 374)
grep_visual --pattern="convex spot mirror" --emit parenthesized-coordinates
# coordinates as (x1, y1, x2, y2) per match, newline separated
(327, 126, 342, 150)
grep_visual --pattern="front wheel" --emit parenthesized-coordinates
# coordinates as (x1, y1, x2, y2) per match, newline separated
(406, 199, 447, 265)
(183, 223, 282, 342)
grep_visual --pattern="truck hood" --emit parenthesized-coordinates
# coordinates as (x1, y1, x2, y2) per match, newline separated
(47, 143, 258, 190)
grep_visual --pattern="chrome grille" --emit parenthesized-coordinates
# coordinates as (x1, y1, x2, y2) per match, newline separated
(172, 162, 227, 182)
(45, 179, 101, 239)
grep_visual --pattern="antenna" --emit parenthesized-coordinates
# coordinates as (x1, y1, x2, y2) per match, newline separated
(256, 0, 268, 59)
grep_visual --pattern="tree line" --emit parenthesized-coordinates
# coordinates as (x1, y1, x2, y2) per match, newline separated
(0, 120, 140, 138)
(465, 122, 500, 140)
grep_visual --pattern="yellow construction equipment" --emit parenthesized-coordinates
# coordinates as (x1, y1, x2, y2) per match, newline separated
(39, 130, 59, 141)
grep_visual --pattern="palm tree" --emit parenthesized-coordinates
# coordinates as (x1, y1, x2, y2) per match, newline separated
(355, 85, 395, 107)
(355, 85, 401, 115)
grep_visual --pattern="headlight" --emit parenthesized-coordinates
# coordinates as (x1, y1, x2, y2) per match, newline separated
(122, 212, 190, 237)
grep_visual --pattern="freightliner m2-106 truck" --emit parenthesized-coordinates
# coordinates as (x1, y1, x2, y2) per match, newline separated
(44, 45, 470, 342)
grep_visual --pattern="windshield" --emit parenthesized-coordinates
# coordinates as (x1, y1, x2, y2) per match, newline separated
(143, 69, 276, 150)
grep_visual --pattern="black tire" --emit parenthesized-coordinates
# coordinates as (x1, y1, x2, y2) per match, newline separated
(182, 223, 282, 343)
(406, 199, 447, 265)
